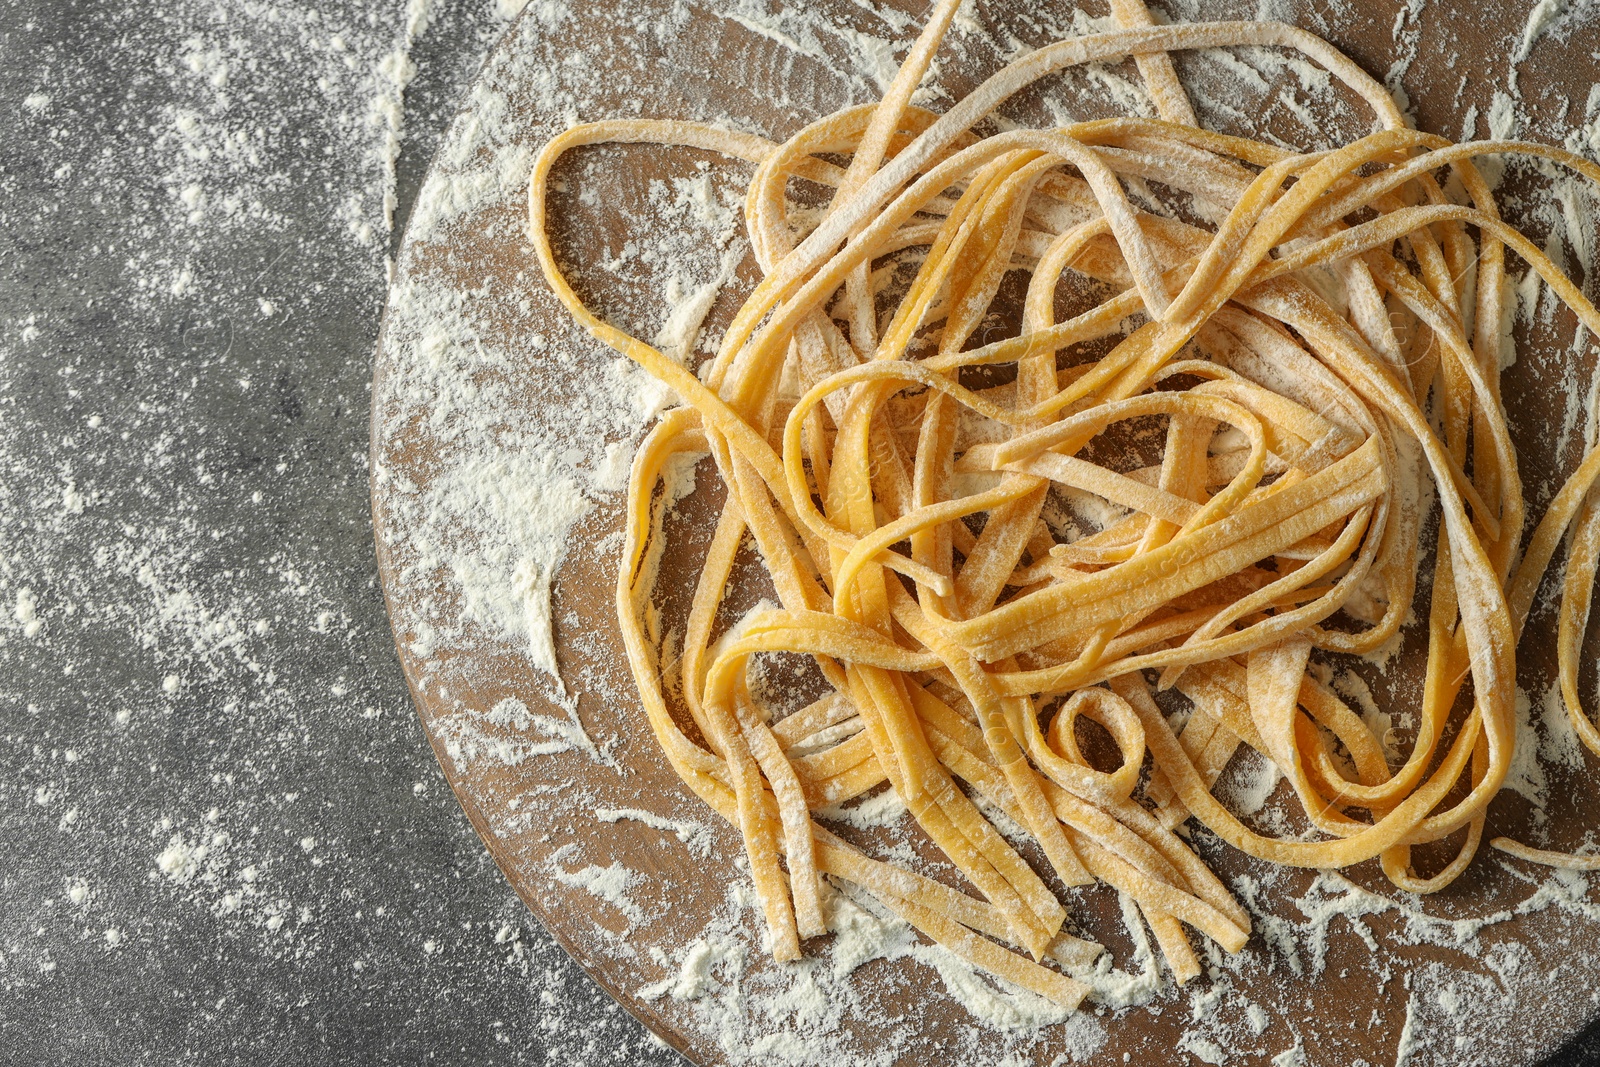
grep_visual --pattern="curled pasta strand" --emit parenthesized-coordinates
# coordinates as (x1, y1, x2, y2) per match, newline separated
(520, 0, 1600, 1001)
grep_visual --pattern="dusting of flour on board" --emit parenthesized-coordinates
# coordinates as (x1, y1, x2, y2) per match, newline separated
(370, 0, 1600, 1064)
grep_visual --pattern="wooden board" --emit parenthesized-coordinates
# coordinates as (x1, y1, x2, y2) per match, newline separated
(370, 1, 1600, 1063)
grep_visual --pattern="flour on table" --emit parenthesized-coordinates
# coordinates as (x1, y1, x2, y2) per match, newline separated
(0, 0, 697, 1062)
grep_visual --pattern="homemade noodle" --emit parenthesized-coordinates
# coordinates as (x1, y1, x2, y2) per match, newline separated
(526, 0, 1600, 1004)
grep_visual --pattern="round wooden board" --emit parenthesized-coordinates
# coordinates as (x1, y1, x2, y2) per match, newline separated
(371, 2, 1600, 1063)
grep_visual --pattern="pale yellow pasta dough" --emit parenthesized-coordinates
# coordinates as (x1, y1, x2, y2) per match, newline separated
(525, 0, 1600, 1006)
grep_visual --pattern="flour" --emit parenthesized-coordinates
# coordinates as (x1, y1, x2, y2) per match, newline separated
(655, 251, 741, 363)
(1076, 897, 1163, 1008)
(595, 806, 716, 858)
(1538, 681, 1588, 773)
(12, 587, 44, 639)
(1214, 747, 1283, 817)
(634, 878, 1107, 1061)
(1, 5, 699, 1067)
(156, 833, 208, 884)
(1180, 1032, 1231, 1065)
(816, 784, 910, 829)
(1271, 1042, 1308, 1067)
(640, 934, 746, 1000)
(361, 0, 460, 242)
(1332, 669, 1400, 764)
(725, 0, 910, 98)
(145, 811, 305, 946)
(1503, 686, 1553, 819)
(549, 844, 647, 927)
(1384, 0, 1425, 122)
(374, 284, 670, 687)
(1392, 993, 1421, 1067)
(432, 694, 603, 772)
(1516, 0, 1570, 62)
(921, 946, 1077, 1032)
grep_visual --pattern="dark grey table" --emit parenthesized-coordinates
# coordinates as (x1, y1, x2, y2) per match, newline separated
(0, 1, 679, 1061)
(0, 1, 1596, 1063)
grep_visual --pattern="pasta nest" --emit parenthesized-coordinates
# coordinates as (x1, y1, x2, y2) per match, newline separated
(527, 0, 1600, 1006)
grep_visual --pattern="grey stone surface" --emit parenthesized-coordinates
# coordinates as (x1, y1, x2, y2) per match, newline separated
(0, 1, 680, 1062)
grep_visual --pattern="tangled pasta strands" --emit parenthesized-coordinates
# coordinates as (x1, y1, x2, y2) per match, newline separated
(527, 0, 1600, 1002)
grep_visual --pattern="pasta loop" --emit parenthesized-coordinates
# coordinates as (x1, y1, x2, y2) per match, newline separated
(524, 0, 1600, 1004)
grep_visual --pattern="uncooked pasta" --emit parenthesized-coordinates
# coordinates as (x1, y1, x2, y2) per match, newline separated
(526, 0, 1600, 1005)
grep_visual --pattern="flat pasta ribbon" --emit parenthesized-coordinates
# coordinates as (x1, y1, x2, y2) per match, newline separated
(520, 0, 1600, 1006)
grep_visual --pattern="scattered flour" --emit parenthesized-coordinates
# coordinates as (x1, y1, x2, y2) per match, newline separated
(550, 844, 647, 927)
(595, 806, 716, 858)
(432, 695, 603, 771)
(1516, 0, 1570, 62)
(1, 1, 702, 1065)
